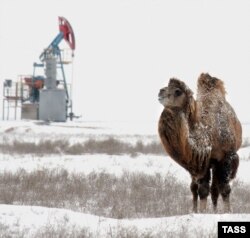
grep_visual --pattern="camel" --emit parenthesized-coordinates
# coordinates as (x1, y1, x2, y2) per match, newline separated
(158, 74, 242, 213)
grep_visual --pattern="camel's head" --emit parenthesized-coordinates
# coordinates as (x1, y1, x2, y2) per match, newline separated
(158, 78, 194, 109)
(197, 73, 226, 96)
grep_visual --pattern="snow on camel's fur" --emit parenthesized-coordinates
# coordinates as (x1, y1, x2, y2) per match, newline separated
(197, 73, 242, 212)
(158, 73, 242, 212)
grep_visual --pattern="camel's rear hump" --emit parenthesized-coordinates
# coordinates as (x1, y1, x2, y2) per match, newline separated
(197, 73, 242, 158)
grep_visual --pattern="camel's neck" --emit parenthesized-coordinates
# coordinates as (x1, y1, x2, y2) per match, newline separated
(158, 107, 191, 168)
(158, 106, 211, 176)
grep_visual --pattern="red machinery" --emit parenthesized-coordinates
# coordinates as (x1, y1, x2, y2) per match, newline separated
(39, 16, 75, 61)
(59, 16, 75, 50)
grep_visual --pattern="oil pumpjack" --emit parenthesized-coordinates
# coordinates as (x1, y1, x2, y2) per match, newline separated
(2, 17, 76, 122)
(32, 16, 75, 122)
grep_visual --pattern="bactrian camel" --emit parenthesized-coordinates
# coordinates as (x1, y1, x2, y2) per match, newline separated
(158, 73, 242, 212)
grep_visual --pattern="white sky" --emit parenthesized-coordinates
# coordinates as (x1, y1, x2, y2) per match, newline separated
(0, 0, 250, 122)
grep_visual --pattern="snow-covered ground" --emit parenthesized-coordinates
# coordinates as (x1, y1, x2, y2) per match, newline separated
(1, 205, 250, 237)
(0, 120, 250, 237)
(0, 120, 159, 145)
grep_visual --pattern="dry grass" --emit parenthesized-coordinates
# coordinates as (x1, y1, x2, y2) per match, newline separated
(0, 169, 190, 218)
(0, 138, 165, 156)
(0, 221, 90, 238)
(0, 169, 191, 237)
(231, 180, 250, 212)
(0, 169, 247, 237)
(0, 169, 249, 218)
(0, 218, 217, 238)
(1, 136, 248, 160)
(31, 225, 91, 238)
(0, 133, 248, 237)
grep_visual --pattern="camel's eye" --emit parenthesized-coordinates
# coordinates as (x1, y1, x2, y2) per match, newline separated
(174, 89, 182, 97)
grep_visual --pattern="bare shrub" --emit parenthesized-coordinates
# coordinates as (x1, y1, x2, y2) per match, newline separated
(0, 138, 165, 156)
(33, 225, 91, 238)
(0, 221, 218, 238)
(0, 222, 91, 238)
(231, 180, 250, 213)
(0, 222, 25, 238)
(0, 169, 190, 218)
(162, 226, 216, 238)
(0, 140, 70, 155)
(1, 169, 249, 218)
(108, 225, 153, 238)
(72, 137, 130, 155)
(0, 223, 10, 237)
(1, 169, 246, 237)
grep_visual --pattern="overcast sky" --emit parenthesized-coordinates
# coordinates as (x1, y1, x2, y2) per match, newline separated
(0, 0, 250, 122)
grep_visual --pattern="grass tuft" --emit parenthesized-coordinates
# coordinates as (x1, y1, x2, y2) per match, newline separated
(1, 169, 249, 218)
(0, 169, 190, 218)
(0, 138, 165, 156)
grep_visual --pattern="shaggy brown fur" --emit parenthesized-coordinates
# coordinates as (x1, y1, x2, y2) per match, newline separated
(197, 73, 242, 159)
(158, 73, 242, 213)
(197, 73, 242, 212)
(158, 78, 212, 212)
(158, 79, 210, 177)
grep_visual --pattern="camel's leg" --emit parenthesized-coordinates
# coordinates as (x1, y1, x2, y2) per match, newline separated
(229, 153, 239, 180)
(211, 165, 219, 212)
(190, 180, 198, 213)
(200, 198, 207, 212)
(217, 153, 239, 213)
(197, 169, 211, 213)
(219, 183, 231, 212)
(211, 181, 219, 212)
